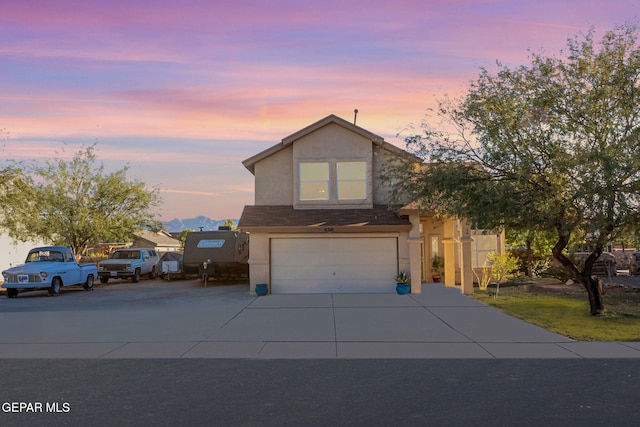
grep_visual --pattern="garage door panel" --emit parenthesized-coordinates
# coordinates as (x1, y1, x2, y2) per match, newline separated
(274, 264, 394, 281)
(271, 237, 398, 293)
(273, 243, 392, 264)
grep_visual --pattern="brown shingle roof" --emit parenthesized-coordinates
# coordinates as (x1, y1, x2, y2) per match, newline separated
(133, 229, 181, 247)
(238, 205, 411, 230)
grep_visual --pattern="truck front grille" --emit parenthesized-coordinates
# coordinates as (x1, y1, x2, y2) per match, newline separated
(4, 274, 45, 283)
(100, 264, 128, 271)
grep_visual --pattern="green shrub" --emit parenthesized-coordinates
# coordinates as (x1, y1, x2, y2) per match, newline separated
(509, 248, 552, 276)
(488, 252, 520, 283)
(474, 266, 492, 290)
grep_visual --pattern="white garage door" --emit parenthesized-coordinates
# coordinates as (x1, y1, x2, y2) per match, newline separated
(270, 237, 398, 293)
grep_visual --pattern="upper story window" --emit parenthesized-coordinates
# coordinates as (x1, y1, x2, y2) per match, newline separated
(297, 160, 369, 205)
(337, 161, 367, 200)
(299, 162, 329, 200)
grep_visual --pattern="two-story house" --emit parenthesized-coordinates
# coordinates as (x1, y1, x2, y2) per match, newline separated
(239, 114, 504, 295)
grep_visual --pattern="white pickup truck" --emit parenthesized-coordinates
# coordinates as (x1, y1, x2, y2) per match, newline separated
(2, 246, 97, 298)
(97, 248, 160, 284)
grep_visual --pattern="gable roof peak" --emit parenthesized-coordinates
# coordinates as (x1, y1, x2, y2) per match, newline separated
(281, 114, 383, 146)
(242, 113, 417, 174)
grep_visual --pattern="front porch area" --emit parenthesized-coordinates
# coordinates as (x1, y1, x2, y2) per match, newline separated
(401, 210, 505, 295)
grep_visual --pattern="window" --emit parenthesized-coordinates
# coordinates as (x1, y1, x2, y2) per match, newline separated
(430, 236, 439, 258)
(299, 162, 329, 200)
(337, 161, 367, 200)
(297, 160, 370, 205)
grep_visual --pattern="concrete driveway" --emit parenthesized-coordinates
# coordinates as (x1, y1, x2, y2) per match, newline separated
(1, 279, 639, 359)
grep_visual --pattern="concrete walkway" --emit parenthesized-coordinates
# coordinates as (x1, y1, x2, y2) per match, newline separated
(1, 283, 639, 358)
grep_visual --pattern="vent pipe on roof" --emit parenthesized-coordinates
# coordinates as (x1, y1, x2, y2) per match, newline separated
(353, 108, 358, 125)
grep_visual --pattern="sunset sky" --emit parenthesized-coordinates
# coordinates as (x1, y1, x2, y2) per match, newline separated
(1, 0, 638, 221)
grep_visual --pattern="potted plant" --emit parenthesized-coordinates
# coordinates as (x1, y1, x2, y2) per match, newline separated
(431, 255, 443, 282)
(395, 272, 410, 295)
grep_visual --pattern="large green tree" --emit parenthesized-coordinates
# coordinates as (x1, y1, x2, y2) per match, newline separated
(385, 24, 640, 315)
(0, 145, 161, 256)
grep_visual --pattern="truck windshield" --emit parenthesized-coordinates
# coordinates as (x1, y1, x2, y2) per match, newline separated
(112, 250, 140, 259)
(26, 250, 64, 263)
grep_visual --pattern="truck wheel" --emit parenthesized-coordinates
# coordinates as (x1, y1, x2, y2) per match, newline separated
(132, 268, 141, 283)
(99, 277, 109, 284)
(6, 288, 18, 298)
(48, 278, 62, 296)
(83, 275, 94, 291)
(149, 266, 157, 279)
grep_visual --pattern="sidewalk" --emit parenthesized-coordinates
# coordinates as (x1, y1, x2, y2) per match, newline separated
(0, 283, 639, 358)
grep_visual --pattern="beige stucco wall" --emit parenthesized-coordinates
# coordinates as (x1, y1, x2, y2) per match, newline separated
(293, 123, 372, 158)
(372, 145, 411, 205)
(292, 123, 373, 209)
(254, 145, 293, 205)
(397, 229, 411, 275)
(247, 232, 270, 294)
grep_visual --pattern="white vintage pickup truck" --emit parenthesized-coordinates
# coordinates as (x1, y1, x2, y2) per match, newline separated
(97, 248, 160, 284)
(2, 246, 98, 298)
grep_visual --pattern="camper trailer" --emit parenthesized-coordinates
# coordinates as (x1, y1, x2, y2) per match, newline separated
(183, 229, 249, 280)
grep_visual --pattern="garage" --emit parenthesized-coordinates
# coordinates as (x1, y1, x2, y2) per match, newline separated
(270, 236, 398, 293)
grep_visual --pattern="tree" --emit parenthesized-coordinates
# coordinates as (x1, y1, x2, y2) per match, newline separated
(222, 219, 237, 230)
(0, 145, 161, 256)
(385, 24, 640, 315)
(179, 228, 194, 247)
(488, 252, 520, 298)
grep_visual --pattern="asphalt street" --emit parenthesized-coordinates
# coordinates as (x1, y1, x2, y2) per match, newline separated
(1, 359, 639, 426)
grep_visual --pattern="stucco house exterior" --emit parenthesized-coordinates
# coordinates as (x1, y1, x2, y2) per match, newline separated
(238, 114, 504, 295)
(0, 233, 47, 275)
(132, 229, 182, 253)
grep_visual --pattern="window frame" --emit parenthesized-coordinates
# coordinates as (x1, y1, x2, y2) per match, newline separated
(336, 161, 368, 201)
(296, 159, 371, 207)
(298, 161, 330, 201)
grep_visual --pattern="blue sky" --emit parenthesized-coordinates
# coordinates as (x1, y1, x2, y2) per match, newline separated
(1, 0, 638, 220)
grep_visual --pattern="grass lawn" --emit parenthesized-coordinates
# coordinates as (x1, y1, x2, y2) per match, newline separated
(470, 280, 640, 341)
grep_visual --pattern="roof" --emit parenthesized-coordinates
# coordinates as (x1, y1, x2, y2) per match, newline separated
(29, 246, 71, 252)
(242, 114, 418, 174)
(133, 230, 181, 247)
(238, 205, 411, 232)
(398, 201, 437, 216)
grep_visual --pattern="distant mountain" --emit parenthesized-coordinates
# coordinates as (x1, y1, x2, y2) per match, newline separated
(162, 216, 238, 232)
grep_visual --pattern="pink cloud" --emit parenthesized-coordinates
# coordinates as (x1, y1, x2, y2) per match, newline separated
(2, 0, 638, 221)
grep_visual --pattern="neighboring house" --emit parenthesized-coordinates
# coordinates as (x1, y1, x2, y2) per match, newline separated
(238, 114, 504, 295)
(0, 233, 47, 275)
(132, 230, 182, 253)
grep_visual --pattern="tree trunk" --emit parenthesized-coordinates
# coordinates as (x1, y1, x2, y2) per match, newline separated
(525, 239, 533, 277)
(582, 274, 606, 316)
(551, 228, 606, 315)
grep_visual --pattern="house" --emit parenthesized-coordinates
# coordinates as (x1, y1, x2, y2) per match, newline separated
(132, 229, 182, 253)
(238, 114, 504, 295)
(0, 233, 47, 274)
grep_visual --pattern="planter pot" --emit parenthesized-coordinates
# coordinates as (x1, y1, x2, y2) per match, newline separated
(432, 275, 441, 283)
(396, 283, 410, 295)
(255, 283, 269, 296)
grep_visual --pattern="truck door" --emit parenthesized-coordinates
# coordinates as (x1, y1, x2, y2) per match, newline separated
(63, 250, 81, 285)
